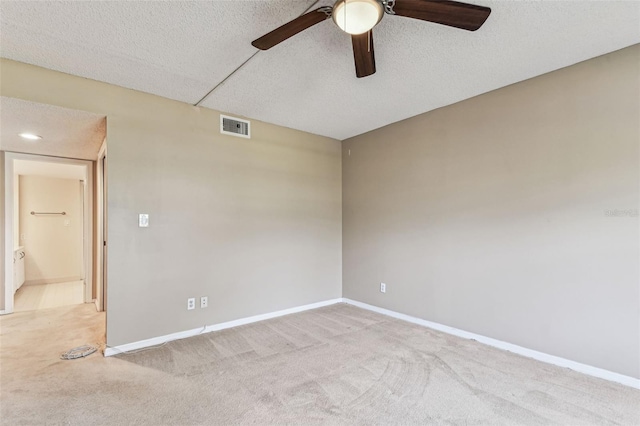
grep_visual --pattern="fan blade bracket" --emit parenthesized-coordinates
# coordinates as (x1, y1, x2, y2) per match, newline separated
(381, 0, 397, 15)
(317, 6, 334, 16)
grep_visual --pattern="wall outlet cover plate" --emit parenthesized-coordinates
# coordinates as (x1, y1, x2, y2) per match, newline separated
(187, 298, 196, 310)
(139, 214, 149, 227)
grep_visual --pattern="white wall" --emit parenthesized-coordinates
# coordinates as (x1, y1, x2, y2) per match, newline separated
(19, 175, 83, 284)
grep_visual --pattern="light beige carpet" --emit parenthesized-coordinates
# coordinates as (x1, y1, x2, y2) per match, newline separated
(1, 303, 638, 425)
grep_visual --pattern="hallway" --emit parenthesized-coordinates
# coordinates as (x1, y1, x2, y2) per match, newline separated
(13, 280, 84, 312)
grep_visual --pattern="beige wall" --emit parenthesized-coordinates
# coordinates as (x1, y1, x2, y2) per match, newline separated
(343, 45, 640, 378)
(3, 46, 636, 379)
(19, 175, 83, 283)
(1, 59, 342, 346)
(0, 150, 4, 310)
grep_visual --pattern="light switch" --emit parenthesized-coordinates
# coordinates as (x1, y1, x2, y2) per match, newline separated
(138, 214, 149, 227)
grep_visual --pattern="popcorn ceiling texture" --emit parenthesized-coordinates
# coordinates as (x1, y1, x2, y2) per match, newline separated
(0, 0, 314, 106)
(0, 97, 105, 160)
(1, 1, 639, 140)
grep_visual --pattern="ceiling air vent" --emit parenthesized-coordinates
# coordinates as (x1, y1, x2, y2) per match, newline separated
(220, 114, 250, 139)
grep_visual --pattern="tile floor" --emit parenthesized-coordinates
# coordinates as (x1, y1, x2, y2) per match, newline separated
(13, 280, 84, 312)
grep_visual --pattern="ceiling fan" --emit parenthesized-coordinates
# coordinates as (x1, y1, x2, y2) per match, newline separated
(251, 0, 491, 78)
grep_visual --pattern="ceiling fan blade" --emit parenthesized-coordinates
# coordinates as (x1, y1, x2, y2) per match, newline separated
(352, 30, 376, 78)
(251, 8, 331, 50)
(392, 0, 491, 31)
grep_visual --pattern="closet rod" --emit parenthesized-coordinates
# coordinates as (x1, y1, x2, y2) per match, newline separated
(30, 211, 66, 215)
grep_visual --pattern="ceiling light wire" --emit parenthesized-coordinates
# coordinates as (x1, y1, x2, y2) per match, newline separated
(193, 0, 322, 107)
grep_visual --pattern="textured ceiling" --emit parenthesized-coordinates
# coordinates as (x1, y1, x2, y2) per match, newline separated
(0, 97, 106, 160)
(1, 1, 639, 140)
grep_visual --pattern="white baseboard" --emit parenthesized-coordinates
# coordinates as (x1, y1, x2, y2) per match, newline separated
(104, 298, 343, 357)
(103, 295, 639, 390)
(342, 298, 640, 390)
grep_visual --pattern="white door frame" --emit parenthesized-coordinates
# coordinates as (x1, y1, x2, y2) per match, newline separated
(95, 140, 107, 312)
(2, 152, 94, 314)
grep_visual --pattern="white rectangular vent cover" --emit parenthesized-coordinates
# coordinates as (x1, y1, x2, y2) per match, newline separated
(220, 114, 250, 138)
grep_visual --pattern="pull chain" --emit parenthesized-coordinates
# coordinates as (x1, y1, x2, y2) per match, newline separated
(344, 0, 347, 32)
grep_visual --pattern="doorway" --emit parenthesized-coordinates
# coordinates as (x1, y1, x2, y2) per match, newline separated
(95, 141, 107, 312)
(3, 153, 94, 314)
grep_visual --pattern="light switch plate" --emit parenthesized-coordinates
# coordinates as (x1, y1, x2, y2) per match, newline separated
(139, 214, 149, 227)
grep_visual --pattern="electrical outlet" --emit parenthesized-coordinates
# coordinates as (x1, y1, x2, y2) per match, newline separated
(187, 298, 196, 310)
(380, 283, 386, 293)
(200, 296, 208, 308)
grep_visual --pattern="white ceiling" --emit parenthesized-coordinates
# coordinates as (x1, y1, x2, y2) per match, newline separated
(14, 159, 86, 180)
(0, 97, 106, 160)
(1, 1, 638, 140)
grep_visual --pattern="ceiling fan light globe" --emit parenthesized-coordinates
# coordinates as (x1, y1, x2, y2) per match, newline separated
(332, 0, 383, 35)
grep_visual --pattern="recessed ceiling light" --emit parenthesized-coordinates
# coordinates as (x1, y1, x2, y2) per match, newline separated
(18, 133, 42, 140)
